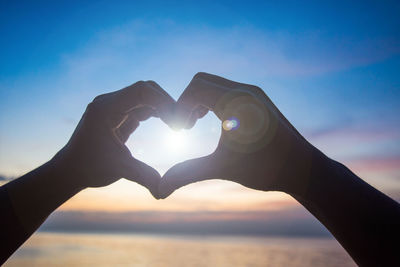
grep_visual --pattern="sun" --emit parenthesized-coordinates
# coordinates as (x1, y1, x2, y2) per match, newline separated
(165, 130, 188, 152)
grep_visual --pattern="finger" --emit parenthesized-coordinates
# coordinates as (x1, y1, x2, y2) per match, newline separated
(187, 75, 301, 140)
(132, 106, 157, 121)
(174, 72, 242, 129)
(196, 106, 209, 119)
(117, 115, 139, 143)
(112, 81, 175, 123)
(146, 80, 173, 101)
(158, 155, 219, 199)
(183, 106, 209, 129)
(115, 107, 156, 143)
(121, 156, 162, 199)
(144, 81, 175, 125)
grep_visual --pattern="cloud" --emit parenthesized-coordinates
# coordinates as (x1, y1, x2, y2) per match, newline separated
(305, 120, 400, 161)
(58, 19, 400, 94)
(306, 122, 400, 142)
(345, 155, 400, 173)
(0, 175, 14, 186)
(2, 16, 399, 216)
(301, 120, 400, 201)
(40, 207, 330, 237)
(343, 154, 400, 199)
(0, 175, 13, 182)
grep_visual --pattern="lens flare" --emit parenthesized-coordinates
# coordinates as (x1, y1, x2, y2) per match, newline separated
(222, 117, 240, 131)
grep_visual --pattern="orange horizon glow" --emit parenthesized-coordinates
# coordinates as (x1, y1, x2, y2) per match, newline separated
(58, 179, 297, 212)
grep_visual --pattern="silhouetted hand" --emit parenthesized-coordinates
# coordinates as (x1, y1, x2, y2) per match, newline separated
(159, 72, 315, 197)
(159, 72, 400, 266)
(54, 81, 175, 196)
(1, 80, 177, 264)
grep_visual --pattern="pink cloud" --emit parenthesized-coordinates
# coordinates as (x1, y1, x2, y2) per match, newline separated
(344, 155, 400, 173)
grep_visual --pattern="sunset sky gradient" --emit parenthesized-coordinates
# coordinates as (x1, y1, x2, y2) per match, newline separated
(0, 0, 399, 234)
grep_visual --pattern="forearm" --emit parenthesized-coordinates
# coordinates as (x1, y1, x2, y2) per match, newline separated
(291, 149, 400, 266)
(0, 159, 83, 264)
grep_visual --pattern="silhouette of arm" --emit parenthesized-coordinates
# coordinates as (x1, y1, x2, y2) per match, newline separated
(0, 81, 175, 265)
(291, 149, 400, 266)
(0, 161, 84, 264)
(159, 72, 400, 266)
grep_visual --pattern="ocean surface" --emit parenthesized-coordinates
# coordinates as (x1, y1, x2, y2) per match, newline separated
(5, 232, 356, 266)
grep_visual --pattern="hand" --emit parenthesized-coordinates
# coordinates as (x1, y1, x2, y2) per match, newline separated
(53, 81, 175, 197)
(159, 72, 319, 198)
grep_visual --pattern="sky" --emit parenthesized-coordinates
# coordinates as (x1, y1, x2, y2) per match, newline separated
(0, 0, 399, 235)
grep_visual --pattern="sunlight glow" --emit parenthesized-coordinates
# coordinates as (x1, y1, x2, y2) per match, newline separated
(165, 130, 189, 153)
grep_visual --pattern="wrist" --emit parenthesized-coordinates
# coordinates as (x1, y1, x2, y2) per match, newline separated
(50, 140, 100, 191)
(285, 144, 334, 201)
(48, 149, 87, 193)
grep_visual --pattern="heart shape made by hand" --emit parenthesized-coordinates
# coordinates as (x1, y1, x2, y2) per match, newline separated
(149, 72, 311, 200)
(64, 72, 311, 200)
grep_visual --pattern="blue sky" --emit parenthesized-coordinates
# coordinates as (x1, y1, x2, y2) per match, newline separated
(0, 0, 399, 216)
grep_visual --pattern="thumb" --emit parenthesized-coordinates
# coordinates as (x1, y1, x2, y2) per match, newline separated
(121, 157, 162, 199)
(158, 155, 219, 199)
